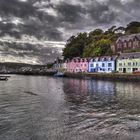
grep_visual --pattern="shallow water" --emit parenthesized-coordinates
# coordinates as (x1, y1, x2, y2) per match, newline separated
(0, 75, 140, 140)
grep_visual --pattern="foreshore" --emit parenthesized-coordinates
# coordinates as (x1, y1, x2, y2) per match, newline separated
(0, 71, 56, 76)
(1, 71, 140, 82)
(64, 72, 140, 82)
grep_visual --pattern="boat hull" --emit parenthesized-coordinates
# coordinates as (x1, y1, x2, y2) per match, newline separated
(54, 72, 64, 77)
(0, 76, 9, 81)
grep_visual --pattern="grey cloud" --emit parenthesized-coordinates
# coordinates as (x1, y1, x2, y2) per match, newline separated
(106, 0, 140, 25)
(0, 41, 62, 63)
(0, 0, 62, 40)
(0, 0, 139, 64)
(0, 0, 140, 41)
(56, 2, 86, 23)
(87, 1, 117, 24)
(20, 17, 62, 40)
(0, 0, 37, 18)
(0, 22, 21, 38)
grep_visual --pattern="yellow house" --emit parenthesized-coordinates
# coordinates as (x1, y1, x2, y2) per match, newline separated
(117, 52, 140, 73)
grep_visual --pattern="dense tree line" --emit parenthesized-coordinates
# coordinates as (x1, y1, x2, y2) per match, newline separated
(63, 21, 140, 60)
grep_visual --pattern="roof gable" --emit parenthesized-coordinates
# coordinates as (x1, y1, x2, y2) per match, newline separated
(116, 33, 140, 43)
(118, 52, 140, 59)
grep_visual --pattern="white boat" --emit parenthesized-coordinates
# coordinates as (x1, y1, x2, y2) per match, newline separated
(0, 76, 9, 81)
(54, 72, 64, 77)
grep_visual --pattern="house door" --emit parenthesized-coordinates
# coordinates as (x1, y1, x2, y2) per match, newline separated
(123, 68, 126, 73)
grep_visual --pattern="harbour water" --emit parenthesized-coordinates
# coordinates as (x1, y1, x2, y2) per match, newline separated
(0, 75, 140, 140)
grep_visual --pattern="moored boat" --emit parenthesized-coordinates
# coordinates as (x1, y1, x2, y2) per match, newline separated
(54, 72, 64, 77)
(0, 76, 10, 81)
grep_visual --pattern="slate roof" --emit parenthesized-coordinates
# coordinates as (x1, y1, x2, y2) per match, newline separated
(118, 52, 140, 59)
(116, 33, 140, 43)
(89, 56, 117, 62)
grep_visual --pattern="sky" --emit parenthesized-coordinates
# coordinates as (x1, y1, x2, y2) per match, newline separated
(0, 0, 140, 64)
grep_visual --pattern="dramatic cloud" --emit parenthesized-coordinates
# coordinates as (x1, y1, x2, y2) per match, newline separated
(0, 0, 140, 40)
(0, 0, 139, 64)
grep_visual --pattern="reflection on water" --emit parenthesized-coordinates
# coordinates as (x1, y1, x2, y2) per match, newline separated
(0, 75, 140, 140)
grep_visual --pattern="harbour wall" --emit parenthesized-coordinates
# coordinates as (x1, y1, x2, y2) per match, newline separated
(64, 72, 140, 82)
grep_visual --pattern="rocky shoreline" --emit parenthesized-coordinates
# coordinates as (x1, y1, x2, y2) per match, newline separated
(1, 66, 140, 82)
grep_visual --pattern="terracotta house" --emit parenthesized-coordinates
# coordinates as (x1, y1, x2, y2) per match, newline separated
(112, 33, 140, 53)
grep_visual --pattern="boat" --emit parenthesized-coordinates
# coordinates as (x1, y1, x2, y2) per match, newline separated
(54, 72, 64, 77)
(0, 76, 9, 81)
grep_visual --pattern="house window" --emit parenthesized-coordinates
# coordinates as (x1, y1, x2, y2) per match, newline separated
(123, 42, 127, 48)
(128, 62, 131, 66)
(128, 41, 132, 48)
(90, 64, 93, 67)
(117, 42, 123, 50)
(133, 62, 135, 66)
(134, 40, 139, 48)
(96, 64, 98, 67)
(84, 64, 87, 67)
(119, 63, 122, 66)
(119, 68, 122, 71)
(81, 64, 83, 67)
(136, 62, 138, 66)
(102, 63, 105, 67)
(108, 63, 112, 67)
(90, 68, 94, 72)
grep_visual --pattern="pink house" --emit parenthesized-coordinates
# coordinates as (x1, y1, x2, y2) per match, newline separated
(80, 58, 89, 72)
(66, 58, 88, 73)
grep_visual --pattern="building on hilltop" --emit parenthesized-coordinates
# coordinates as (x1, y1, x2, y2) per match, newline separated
(111, 33, 140, 53)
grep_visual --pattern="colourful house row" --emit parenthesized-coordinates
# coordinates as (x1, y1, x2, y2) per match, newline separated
(53, 33, 140, 73)
(66, 56, 117, 73)
(56, 52, 140, 73)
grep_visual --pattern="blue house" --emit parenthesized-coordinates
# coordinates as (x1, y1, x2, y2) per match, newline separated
(88, 56, 117, 73)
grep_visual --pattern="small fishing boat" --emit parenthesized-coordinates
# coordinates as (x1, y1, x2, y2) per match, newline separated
(0, 76, 9, 81)
(54, 72, 64, 77)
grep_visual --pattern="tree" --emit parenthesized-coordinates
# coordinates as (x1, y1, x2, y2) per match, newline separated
(63, 21, 140, 59)
(47, 63, 54, 69)
(83, 39, 112, 57)
(96, 39, 112, 55)
(63, 32, 87, 60)
(89, 29, 103, 36)
(125, 21, 140, 34)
